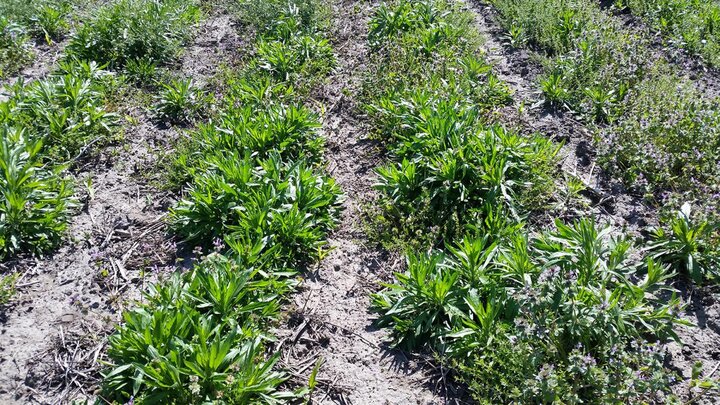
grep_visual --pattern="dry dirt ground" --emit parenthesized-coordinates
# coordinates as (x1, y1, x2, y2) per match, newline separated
(1, 0, 720, 404)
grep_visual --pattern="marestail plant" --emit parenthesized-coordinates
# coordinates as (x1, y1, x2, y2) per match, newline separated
(170, 153, 341, 268)
(65, 0, 200, 68)
(153, 78, 209, 125)
(0, 16, 31, 79)
(103, 253, 296, 403)
(373, 218, 685, 403)
(649, 203, 720, 284)
(0, 126, 75, 259)
(2, 60, 118, 162)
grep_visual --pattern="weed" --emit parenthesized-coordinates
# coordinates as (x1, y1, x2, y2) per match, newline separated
(103, 253, 295, 403)
(2, 60, 119, 162)
(124, 58, 158, 86)
(153, 78, 209, 125)
(649, 203, 720, 284)
(622, 0, 720, 67)
(598, 75, 720, 204)
(0, 272, 19, 305)
(0, 17, 32, 78)
(170, 154, 341, 266)
(66, 0, 200, 68)
(0, 127, 75, 259)
(374, 219, 684, 402)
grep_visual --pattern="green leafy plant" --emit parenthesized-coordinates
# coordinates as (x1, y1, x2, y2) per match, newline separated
(124, 57, 158, 85)
(251, 5, 335, 86)
(103, 253, 295, 403)
(107, 1, 338, 402)
(0, 272, 19, 305)
(32, 2, 71, 44)
(170, 153, 341, 267)
(0, 17, 31, 78)
(0, 127, 75, 259)
(237, 0, 328, 35)
(2, 60, 118, 162)
(622, 0, 720, 67)
(649, 203, 720, 283)
(370, 88, 556, 245)
(65, 0, 200, 68)
(374, 219, 684, 403)
(153, 78, 209, 125)
(540, 71, 569, 106)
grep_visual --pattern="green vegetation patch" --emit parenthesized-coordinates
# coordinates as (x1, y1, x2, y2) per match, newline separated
(104, 253, 296, 403)
(0, 60, 118, 260)
(489, 0, 720, 213)
(367, 0, 699, 402)
(102, 0, 341, 402)
(66, 0, 201, 69)
(621, 0, 720, 67)
(0, 0, 77, 78)
(374, 219, 684, 403)
(364, 0, 558, 248)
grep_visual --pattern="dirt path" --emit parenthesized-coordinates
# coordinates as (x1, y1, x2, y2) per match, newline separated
(0, 10, 241, 404)
(275, 1, 446, 403)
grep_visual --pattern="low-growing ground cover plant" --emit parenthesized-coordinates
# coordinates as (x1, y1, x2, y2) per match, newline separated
(373, 219, 685, 403)
(489, 0, 650, 121)
(488, 0, 720, 210)
(597, 76, 720, 205)
(65, 0, 201, 69)
(620, 0, 720, 67)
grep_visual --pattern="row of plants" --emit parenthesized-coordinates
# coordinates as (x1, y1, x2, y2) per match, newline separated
(364, 0, 559, 248)
(100, 0, 342, 403)
(0, 0, 205, 262)
(0, 0, 76, 78)
(0, 61, 116, 259)
(488, 0, 720, 215)
(366, 0, 719, 402)
(618, 0, 720, 67)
